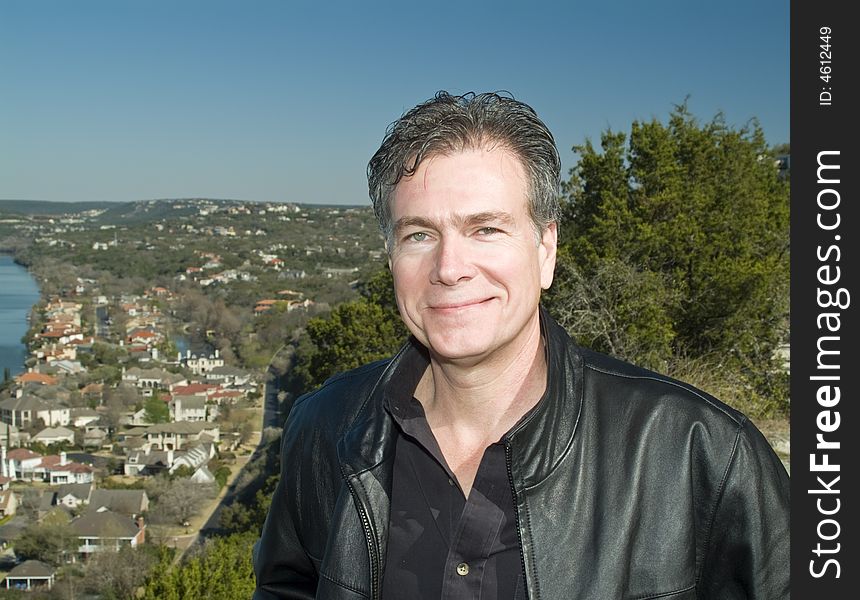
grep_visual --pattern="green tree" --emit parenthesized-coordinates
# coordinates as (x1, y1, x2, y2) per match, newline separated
(12, 511, 77, 566)
(142, 533, 257, 600)
(293, 295, 408, 390)
(144, 391, 169, 423)
(213, 465, 232, 488)
(547, 103, 789, 407)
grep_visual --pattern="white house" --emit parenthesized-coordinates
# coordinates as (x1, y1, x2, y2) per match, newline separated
(32, 426, 75, 446)
(4, 447, 43, 480)
(169, 395, 208, 422)
(168, 443, 215, 475)
(0, 395, 70, 428)
(181, 350, 224, 375)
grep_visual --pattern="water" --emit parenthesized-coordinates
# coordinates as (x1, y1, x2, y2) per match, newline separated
(0, 255, 40, 377)
(174, 335, 216, 359)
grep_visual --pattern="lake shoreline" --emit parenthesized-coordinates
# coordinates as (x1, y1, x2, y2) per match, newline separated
(0, 253, 41, 377)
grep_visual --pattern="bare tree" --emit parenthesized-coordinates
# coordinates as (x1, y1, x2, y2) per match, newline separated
(150, 479, 217, 525)
(85, 545, 155, 599)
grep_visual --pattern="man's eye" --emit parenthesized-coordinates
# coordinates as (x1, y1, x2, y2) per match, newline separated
(477, 227, 500, 236)
(408, 232, 428, 242)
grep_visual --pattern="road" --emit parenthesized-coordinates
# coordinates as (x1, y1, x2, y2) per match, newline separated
(175, 360, 289, 558)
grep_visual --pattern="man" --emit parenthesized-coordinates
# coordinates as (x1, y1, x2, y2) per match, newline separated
(254, 92, 790, 599)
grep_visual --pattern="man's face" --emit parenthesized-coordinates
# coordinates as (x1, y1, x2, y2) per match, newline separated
(388, 147, 557, 365)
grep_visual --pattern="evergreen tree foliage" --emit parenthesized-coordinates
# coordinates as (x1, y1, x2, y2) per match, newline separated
(545, 103, 789, 409)
(292, 267, 409, 390)
(143, 391, 170, 423)
(142, 533, 257, 600)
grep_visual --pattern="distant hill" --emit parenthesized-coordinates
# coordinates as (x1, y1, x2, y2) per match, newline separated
(0, 199, 119, 216)
(93, 198, 226, 225)
(0, 198, 370, 225)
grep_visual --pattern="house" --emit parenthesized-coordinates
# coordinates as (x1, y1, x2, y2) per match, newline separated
(170, 383, 219, 398)
(37, 492, 64, 521)
(88, 489, 149, 517)
(55, 482, 93, 508)
(32, 426, 75, 446)
(82, 427, 108, 448)
(278, 268, 307, 280)
(124, 408, 151, 427)
(206, 365, 252, 386)
(190, 465, 216, 484)
(182, 350, 224, 375)
(127, 328, 160, 346)
(35, 343, 78, 362)
(0, 489, 17, 517)
(4, 560, 56, 591)
(116, 427, 148, 445)
(141, 421, 219, 451)
(208, 389, 244, 405)
(49, 359, 86, 375)
(0, 422, 21, 448)
(0, 394, 70, 427)
(169, 395, 208, 422)
(14, 371, 59, 387)
(123, 448, 173, 476)
(121, 367, 187, 396)
(4, 449, 94, 484)
(70, 509, 145, 556)
(79, 383, 104, 403)
(17, 382, 71, 404)
(168, 443, 215, 475)
(37, 453, 95, 484)
(321, 266, 359, 278)
(4, 448, 43, 480)
(70, 407, 101, 428)
(253, 300, 282, 315)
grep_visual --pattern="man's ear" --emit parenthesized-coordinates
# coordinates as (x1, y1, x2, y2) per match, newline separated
(539, 222, 558, 290)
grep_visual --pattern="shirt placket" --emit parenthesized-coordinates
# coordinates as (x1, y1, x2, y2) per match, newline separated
(440, 445, 507, 600)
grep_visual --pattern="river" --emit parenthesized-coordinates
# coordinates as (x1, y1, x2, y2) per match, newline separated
(0, 254, 40, 378)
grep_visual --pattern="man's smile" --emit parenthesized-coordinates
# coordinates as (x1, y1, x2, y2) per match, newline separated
(426, 297, 495, 312)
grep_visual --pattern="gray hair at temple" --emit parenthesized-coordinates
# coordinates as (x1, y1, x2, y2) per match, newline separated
(367, 91, 561, 248)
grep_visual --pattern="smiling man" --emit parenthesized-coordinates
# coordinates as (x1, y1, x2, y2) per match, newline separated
(253, 92, 790, 599)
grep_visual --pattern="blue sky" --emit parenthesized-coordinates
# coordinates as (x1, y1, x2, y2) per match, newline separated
(1, 0, 789, 205)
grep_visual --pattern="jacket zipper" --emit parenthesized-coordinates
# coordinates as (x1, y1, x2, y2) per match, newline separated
(344, 474, 381, 599)
(506, 441, 531, 600)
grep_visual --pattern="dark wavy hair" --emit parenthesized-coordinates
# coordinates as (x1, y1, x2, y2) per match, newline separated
(367, 91, 561, 246)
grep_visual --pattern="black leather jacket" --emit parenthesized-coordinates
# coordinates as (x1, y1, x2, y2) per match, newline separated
(254, 313, 790, 599)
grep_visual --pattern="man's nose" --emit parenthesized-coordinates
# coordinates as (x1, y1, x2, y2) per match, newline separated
(431, 235, 476, 285)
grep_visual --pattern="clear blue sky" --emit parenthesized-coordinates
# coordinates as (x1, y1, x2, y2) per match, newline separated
(1, 0, 789, 205)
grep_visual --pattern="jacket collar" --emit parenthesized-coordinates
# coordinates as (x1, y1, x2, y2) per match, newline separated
(505, 308, 584, 486)
(337, 341, 426, 477)
(338, 307, 584, 486)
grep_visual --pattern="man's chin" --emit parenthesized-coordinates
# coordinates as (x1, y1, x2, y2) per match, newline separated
(422, 334, 496, 366)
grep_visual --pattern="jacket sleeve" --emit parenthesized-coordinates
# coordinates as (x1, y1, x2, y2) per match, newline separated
(252, 409, 319, 600)
(697, 420, 790, 599)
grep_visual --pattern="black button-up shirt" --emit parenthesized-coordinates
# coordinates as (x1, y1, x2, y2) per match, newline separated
(382, 393, 525, 599)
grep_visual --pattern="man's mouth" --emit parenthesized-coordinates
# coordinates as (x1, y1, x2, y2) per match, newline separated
(428, 298, 494, 311)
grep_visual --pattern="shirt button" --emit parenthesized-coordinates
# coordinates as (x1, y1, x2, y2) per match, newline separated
(456, 562, 469, 576)
(448, 478, 455, 486)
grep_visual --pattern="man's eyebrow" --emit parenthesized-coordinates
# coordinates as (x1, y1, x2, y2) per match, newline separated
(393, 216, 437, 235)
(463, 211, 515, 227)
(393, 211, 515, 235)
